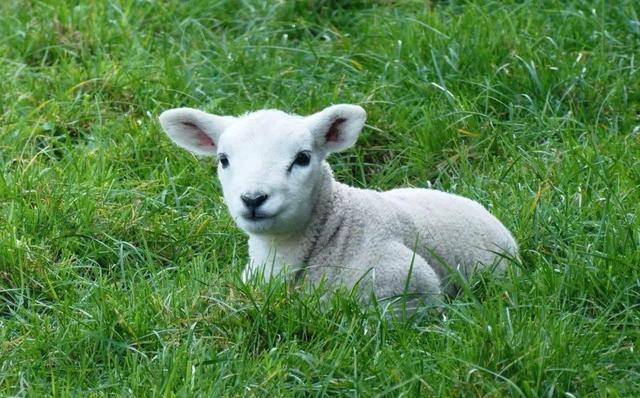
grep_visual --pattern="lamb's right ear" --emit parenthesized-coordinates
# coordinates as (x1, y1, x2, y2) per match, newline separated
(159, 108, 235, 156)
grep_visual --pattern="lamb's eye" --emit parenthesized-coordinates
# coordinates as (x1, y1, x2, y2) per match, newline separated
(293, 151, 311, 167)
(218, 154, 229, 168)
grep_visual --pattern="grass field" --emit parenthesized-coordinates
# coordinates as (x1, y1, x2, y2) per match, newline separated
(1, 0, 639, 396)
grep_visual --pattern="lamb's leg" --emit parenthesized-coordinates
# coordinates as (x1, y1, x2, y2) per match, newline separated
(350, 244, 443, 313)
(241, 264, 252, 283)
(241, 260, 292, 283)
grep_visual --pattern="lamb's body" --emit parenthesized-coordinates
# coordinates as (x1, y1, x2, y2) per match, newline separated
(159, 103, 518, 306)
(246, 164, 518, 301)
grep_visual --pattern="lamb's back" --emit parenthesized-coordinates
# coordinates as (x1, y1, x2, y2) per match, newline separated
(380, 188, 518, 278)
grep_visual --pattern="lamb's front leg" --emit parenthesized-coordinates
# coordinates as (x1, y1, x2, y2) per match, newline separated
(241, 257, 287, 282)
(243, 238, 279, 282)
(241, 264, 253, 283)
(243, 235, 303, 282)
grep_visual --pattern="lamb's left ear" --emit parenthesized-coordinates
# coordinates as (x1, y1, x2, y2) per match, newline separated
(159, 107, 236, 156)
(305, 104, 366, 153)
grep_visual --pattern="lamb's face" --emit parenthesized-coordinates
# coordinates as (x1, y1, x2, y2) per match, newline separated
(216, 112, 322, 234)
(159, 104, 366, 236)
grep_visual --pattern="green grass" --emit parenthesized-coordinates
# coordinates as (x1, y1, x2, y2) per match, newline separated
(1, 0, 639, 396)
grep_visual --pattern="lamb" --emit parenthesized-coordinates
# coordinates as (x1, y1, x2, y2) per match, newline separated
(159, 104, 519, 307)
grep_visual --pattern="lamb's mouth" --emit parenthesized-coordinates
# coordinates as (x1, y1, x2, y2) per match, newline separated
(242, 210, 276, 221)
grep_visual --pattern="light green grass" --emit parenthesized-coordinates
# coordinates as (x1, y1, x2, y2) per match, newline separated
(1, 0, 639, 396)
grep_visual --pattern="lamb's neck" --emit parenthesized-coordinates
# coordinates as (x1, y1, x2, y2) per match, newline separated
(297, 163, 339, 259)
(248, 163, 338, 273)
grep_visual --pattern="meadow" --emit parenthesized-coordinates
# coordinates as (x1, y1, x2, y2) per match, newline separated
(1, 0, 639, 396)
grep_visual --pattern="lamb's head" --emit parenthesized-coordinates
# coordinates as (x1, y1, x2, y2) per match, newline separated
(159, 104, 366, 235)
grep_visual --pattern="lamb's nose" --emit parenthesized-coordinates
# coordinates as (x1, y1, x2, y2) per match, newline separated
(241, 192, 268, 209)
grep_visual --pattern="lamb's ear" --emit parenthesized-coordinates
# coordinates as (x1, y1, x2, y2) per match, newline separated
(159, 108, 236, 156)
(305, 104, 366, 153)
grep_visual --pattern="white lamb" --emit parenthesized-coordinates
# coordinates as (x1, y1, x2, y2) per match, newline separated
(159, 104, 518, 306)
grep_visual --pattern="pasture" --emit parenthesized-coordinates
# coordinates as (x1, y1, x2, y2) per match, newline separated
(1, 0, 638, 396)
